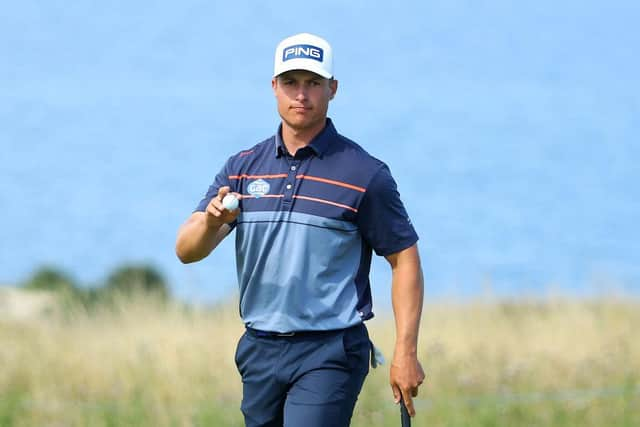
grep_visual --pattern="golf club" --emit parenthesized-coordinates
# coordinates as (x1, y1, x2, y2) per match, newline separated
(400, 393, 411, 427)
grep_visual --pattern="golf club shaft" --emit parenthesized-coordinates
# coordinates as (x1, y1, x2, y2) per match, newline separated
(400, 395, 411, 427)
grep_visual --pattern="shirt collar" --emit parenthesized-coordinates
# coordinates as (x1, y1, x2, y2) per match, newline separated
(275, 118, 336, 159)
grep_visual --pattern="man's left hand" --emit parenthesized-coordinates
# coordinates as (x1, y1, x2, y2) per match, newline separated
(390, 352, 425, 417)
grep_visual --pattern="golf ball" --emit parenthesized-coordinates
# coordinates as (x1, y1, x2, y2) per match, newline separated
(222, 194, 239, 211)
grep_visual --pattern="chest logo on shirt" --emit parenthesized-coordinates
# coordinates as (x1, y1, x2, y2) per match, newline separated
(247, 179, 270, 198)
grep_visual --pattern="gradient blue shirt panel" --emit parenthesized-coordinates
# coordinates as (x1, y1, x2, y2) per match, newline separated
(196, 119, 418, 332)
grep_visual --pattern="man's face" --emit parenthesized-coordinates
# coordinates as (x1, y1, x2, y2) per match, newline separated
(272, 70, 338, 132)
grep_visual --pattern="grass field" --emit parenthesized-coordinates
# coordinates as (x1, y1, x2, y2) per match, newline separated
(1, 294, 639, 426)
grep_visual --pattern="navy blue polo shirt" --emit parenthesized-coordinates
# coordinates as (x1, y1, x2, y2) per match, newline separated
(196, 118, 418, 332)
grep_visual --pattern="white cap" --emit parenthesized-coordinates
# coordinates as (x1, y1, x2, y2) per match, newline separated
(273, 33, 333, 79)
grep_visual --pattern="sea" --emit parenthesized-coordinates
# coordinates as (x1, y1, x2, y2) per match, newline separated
(1, 1, 638, 307)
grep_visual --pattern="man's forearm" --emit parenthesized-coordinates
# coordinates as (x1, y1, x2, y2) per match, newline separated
(387, 244, 425, 416)
(175, 212, 227, 263)
(391, 246, 424, 355)
(176, 187, 240, 263)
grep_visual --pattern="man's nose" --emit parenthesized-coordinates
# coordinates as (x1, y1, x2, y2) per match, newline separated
(295, 86, 308, 100)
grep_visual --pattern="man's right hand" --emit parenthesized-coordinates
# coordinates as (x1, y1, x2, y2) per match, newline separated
(205, 186, 241, 228)
(176, 186, 241, 263)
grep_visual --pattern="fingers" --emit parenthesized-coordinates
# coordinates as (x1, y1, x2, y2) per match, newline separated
(208, 186, 231, 216)
(206, 196, 224, 218)
(390, 382, 419, 417)
(217, 186, 231, 201)
(205, 186, 240, 226)
(402, 390, 416, 417)
(391, 384, 401, 404)
(390, 360, 426, 418)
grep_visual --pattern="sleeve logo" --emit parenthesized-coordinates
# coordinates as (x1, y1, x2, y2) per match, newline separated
(247, 179, 270, 198)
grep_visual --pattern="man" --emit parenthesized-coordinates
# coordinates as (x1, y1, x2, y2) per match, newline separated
(176, 32, 424, 426)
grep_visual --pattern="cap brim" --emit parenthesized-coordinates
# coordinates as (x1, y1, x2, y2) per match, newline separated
(274, 63, 332, 79)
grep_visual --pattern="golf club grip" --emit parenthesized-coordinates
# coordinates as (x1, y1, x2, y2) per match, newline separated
(400, 398, 411, 427)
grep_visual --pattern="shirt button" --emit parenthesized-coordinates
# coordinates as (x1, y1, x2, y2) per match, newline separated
(291, 165, 297, 171)
(286, 184, 292, 190)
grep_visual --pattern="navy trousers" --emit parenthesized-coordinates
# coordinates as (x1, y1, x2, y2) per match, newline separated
(234, 323, 371, 427)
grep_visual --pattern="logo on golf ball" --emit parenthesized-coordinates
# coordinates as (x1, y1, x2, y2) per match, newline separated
(247, 179, 270, 198)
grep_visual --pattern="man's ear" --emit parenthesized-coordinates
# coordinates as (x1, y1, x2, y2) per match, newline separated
(329, 79, 338, 100)
(272, 78, 278, 95)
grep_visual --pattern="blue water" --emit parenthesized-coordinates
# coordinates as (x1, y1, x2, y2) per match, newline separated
(2, 1, 639, 305)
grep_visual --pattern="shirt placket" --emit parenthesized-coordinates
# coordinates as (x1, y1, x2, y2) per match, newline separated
(282, 155, 301, 209)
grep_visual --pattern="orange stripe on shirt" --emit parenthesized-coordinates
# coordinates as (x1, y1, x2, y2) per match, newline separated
(293, 195, 358, 213)
(296, 175, 366, 193)
(240, 194, 285, 199)
(229, 174, 288, 180)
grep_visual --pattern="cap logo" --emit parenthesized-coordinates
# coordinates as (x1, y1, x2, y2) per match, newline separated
(247, 179, 270, 198)
(282, 44, 323, 63)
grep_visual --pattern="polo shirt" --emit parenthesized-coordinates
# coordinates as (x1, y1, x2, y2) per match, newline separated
(196, 118, 418, 332)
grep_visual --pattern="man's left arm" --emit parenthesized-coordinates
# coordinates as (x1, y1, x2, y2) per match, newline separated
(386, 243, 425, 417)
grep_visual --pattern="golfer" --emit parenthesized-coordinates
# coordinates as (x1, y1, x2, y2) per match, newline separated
(176, 32, 425, 427)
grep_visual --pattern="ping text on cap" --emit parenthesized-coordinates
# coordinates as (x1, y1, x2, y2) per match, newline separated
(282, 44, 324, 62)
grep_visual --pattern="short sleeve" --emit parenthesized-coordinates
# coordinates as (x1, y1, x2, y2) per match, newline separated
(194, 159, 237, 229)
(356, 165, 418, 256)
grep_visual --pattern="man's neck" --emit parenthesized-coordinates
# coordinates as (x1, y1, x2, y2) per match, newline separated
(281, 120, 326, 156)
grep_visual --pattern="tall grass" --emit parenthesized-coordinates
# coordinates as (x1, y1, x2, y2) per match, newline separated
(1, 295, 638, 426)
